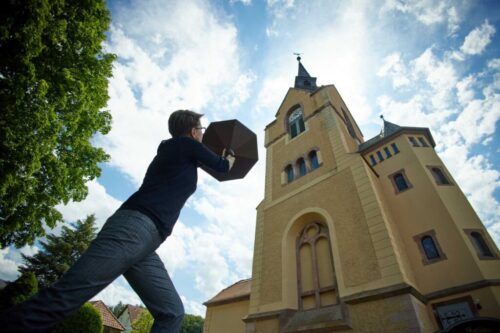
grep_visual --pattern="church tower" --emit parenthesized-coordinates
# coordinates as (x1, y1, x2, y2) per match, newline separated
(203, 58, 500, 333)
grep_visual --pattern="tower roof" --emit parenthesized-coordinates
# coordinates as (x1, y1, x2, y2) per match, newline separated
(358, 118, 435, 152)
(294, 55, 317, 91)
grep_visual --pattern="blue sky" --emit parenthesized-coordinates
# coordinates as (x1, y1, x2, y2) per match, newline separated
(1, 0, 499, 317)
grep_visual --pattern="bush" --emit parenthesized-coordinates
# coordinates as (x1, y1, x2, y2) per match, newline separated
(0, 272, 38, 312)
(50, 303, 102, 333)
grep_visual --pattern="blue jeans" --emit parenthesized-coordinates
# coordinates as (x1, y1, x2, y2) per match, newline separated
(0, 210, 184, 333)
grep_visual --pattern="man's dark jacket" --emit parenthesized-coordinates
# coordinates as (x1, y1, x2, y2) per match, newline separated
(120, 136, 229, 239)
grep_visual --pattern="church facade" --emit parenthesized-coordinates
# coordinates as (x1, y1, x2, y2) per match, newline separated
(203, 59, 500, 333)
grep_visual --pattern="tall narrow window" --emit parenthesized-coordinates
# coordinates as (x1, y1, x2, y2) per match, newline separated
(418, 137, 429, 147)
(342, 109, 356, 139)
(384, 147, 392, 158)
(376, 151, 384, 162)
(391, 143, 400, 154)
(298, 158, 307, 177)
(430, 167, 451, 185)
(389, 170, 412, 194)
(289, 108, 305, 138)
(409, 136, 419, 147)
(309, 151, 319, 170)
(297, 222, 337, 310)
(413, 230, 447, 265)
(421, 236, 440, 260)
(285, 165, 294, 183)
(369, 155, 377, 166)
(471, 232, 494, 258)
(394, 174, 408, 191)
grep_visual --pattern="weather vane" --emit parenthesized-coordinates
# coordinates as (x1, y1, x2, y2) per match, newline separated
(293, 52, 302, 62)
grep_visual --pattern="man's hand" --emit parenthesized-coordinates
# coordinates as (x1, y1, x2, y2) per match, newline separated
(222, 149, 236, 171)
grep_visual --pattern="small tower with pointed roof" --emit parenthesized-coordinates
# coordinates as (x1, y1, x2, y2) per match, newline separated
(203, 58, 500, 333)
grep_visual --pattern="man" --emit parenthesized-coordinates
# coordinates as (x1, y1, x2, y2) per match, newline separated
(0, 110, 235, 332)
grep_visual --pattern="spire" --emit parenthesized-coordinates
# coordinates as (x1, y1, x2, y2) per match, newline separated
(294, 54, 317, 91)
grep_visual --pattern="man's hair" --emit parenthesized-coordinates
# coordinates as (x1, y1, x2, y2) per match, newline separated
(168, 110, 203, 138)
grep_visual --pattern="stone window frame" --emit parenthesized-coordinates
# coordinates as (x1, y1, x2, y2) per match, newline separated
(388, 168, 413, 194)
(408, 136, 419, 147)
(383, 146, 392, 158)
(413, 229, 447, 265)
(286, 105, 306, 139)
(376, 150, 384, 162)
(297, 157, 307, 177)
(296, 221, 337, 311)
(418, 137, 429, 147)
(463, 229, 499, 260)
(308, 149, 321, 170)
(426, 165, 453, 186)
(431, 296, 478, 330)
(391, 142, 400, 154)
(281, 164, 295, 185)
(369, 154, 377, 166)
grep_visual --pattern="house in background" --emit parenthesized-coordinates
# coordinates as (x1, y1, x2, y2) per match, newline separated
(90, 300, 125, 333)
(117, 304, 145, 333)
(203, 58, 500, 332)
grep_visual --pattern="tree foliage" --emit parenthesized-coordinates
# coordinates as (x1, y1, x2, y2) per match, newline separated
(131, 309, 153, 333)
(0, 271, 38, 312)
(19, 215, 97, 288)
(110, 301, 126, 317)
(0, 0, 116, 248)
(49, 303, 103, 333)
(130, 310, 204, 333)
(181, 314, 204, 333)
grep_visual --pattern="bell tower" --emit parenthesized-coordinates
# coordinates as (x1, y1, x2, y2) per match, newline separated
(241, 58, 500, 332)
(203, 58, 500, 333)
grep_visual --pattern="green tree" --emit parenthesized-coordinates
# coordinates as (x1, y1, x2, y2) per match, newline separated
(19, 215, 97, 287)
(131, 309, 153, 333)
(0, 0, 116, 248)
(49, 303, 103, 333)
(130, 310, 204, 333)
(0, 272, 38, 312)
(181, 314, 204, 333)
(110, 301, 126, 317)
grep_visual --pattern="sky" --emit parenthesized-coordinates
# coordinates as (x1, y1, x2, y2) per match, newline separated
(1, 0, 499, 318)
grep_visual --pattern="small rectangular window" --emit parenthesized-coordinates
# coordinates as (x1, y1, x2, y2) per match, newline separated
(408, 136, 419, 147)
(369, 155, 377, 166)
(418, 137, 429, 147)
(376, 151, 384, 162)
(391, 143, 400, 154)
(384, 147, 392, 158)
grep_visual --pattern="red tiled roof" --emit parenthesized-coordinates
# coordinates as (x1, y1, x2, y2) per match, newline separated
(204, 279, 251, 306)
(90, 300, 125, 331)
(126, 304, 145, 323)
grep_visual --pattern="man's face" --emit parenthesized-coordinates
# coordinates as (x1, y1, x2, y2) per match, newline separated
(192, 123, 203, 142)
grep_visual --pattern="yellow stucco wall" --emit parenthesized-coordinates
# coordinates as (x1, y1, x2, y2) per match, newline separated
(203, 299, 249, 333)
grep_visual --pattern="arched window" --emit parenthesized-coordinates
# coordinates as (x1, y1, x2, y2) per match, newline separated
(309, 151, 319, 170)
(421, 236, 440, 260)
(431, 167, 451, 185)
(297, 158, 307, 177)
(297, 222, 337, 310)
(288, 108, 305, 138)
(394, 173, 409, 192)
(471, 232, 494, 257)
(285, 165, 294, 183)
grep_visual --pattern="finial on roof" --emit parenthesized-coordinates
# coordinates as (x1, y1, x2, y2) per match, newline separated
(293, 53, 317, 91)
(380, 114, 385, 121)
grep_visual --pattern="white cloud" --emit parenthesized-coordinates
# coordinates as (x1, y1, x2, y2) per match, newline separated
(377, 52, 411, 88)
(461, 20, 496, 55)
(181, 295, 206, 317)
(57, 180, 122, 231)
(0, 245, 39, 281)
(380, 0, 461, 34)
(93, 276, 142, 307)
(102, 0, 248, 185)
